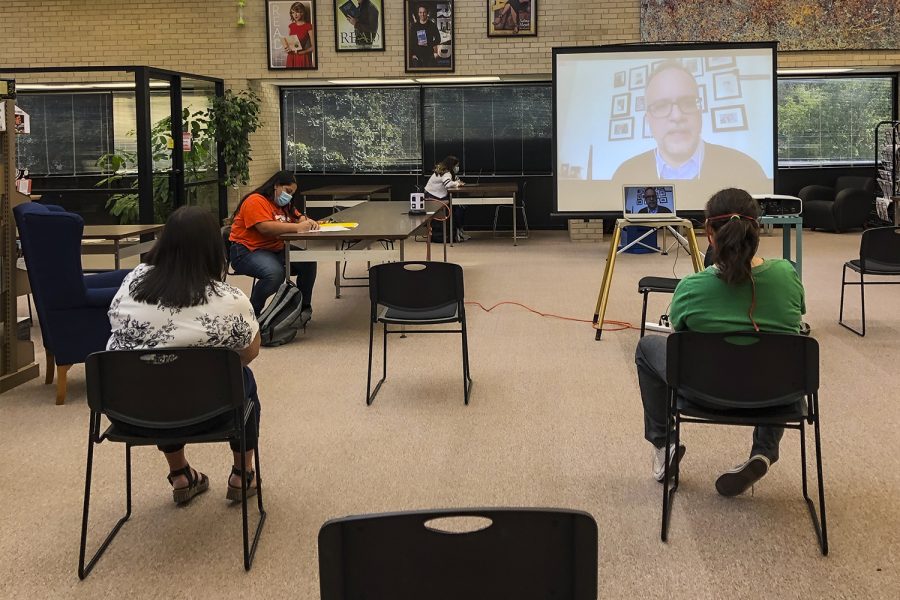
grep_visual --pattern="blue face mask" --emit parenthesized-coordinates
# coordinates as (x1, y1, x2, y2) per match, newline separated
(276, 190, 293, 207)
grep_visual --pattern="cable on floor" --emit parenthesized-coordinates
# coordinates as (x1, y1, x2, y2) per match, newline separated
(464, 300, 637, 332)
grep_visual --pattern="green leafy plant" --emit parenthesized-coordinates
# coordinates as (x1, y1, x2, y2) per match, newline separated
(209, 89, 262, 187)
(97, 107, 215, 224)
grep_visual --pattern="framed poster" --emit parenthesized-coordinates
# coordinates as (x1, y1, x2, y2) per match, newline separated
(711, 105, 748, 132)
(404, 1, 454, 72)
(267, 1, 318, 70)
(488, 0, 537, 37)
(334, 0, 385, 51)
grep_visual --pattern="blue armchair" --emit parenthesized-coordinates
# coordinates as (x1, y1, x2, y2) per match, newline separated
(13, 203, 130, 404)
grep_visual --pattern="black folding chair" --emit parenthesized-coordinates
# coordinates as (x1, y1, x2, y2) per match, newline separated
(318, 508, 598, 599)
(662, 332, 827, 555)
(638, 276, 679, 337)
(79, 348, 267, 578)
(366, 261, 472, 405)
(839, 225, 900, 336)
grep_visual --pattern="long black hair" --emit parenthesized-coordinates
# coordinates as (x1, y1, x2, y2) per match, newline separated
(233, 170, 297, 216)
(704, 188, 761, 285)
(132, 206, 226, 308)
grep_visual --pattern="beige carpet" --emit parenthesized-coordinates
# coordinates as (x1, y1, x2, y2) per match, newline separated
(1, 229, 898, 599)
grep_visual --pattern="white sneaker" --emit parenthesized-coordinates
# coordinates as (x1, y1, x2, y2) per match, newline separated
(715, 454, 770, 497)
(652, 443, 686, 482)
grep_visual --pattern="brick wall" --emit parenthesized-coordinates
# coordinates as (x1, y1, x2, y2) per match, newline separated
(2, 0, 898, 198)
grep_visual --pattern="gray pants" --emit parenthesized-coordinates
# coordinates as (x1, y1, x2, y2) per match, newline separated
(635, 335, 783, 463)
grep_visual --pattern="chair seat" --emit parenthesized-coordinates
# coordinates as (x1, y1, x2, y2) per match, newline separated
(638, 276, 680, 293)
(103, 422, 239, 446)
(378, 302, 459, 324)
(846, 258, 900, 275)
(678, 396, 808, 425)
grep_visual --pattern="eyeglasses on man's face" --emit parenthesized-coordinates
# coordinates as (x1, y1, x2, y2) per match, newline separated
(647, 96, 702, 118)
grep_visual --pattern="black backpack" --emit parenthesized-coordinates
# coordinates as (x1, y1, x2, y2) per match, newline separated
(258, 280, 306, 347)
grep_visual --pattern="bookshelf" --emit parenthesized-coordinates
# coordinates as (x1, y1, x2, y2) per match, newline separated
(0, 80, 40, 393)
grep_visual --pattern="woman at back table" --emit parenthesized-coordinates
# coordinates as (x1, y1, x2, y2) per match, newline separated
(425, 155, 468, 242)
(229, 170, 319, 318)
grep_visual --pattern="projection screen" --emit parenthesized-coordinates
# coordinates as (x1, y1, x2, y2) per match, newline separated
(553, 42, 777, 215)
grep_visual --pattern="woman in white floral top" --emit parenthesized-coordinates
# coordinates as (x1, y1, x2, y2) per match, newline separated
(108, 206, 262, 505)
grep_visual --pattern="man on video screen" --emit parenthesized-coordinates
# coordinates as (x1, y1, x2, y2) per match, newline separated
(613, 61, 766, 183)
(637, 187, 671, 213)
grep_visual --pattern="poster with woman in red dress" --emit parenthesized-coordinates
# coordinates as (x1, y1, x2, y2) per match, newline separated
(267, 1, 318, 70)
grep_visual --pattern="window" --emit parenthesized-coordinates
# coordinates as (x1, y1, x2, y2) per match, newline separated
(16, 93, 114, 176)
(777, 76, 894, 166)
(423, 85, 552, 175)
(282, 87, 421, 173)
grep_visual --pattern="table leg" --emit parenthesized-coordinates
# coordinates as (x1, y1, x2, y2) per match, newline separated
(513, 193, 518, 246)
(334, 241, 341, 299)
(443, 218, 447, 262)
(782, 222, 792, 264)
(426, 229, 432, 261)
(592, 224, 622, 340)
(449, 196, 454, 247)
(685, 227, 704, 272)
(114, 240, 121, 270)
(795, 222, 803, 280)
(283, 245, 291, 281)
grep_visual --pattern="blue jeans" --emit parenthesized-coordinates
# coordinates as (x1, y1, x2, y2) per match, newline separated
(230, 243, 317, 315)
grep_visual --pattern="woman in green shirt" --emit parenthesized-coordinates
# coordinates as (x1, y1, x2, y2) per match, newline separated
(635, 188, 806, 496)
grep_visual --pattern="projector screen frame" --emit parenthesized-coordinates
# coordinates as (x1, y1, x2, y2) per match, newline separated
(551, 40, 778, 219)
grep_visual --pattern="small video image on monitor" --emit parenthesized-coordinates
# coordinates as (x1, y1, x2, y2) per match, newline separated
(624, 185, 674, 215)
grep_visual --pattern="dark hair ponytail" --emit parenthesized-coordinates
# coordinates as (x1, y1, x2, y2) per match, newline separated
(705, 188, 760, 285)
(233, 170, 297, 217)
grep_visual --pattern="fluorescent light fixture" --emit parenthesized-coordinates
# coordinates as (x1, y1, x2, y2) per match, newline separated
(776, 67, 855, 75)
(327, 78, 416, 85)
(17, 81, 171, 91)
(414, 76, 502, 84)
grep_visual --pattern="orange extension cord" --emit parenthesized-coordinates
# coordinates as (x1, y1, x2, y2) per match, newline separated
(464, 300, 636, 332)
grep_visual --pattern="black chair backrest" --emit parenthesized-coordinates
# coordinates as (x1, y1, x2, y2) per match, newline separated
(369, 261, 464, 311)
(86, 348, 246, 428)
(666, 332, 819, 409)
(836, 175, 876, 195)
(318, 508, 598, 600)
(859, 226, 900, 268)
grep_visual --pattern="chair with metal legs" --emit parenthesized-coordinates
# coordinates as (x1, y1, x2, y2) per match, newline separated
(839, 225, 900, 336)
(366, 261, 472, 406)
(637, 277, 679, 337)
(661, 332, 827, 555)
(79, 348, 266, 578)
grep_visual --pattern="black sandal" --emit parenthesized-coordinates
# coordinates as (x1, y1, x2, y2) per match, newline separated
(226, 466, 257, 502)
(167, 466, 209, 505)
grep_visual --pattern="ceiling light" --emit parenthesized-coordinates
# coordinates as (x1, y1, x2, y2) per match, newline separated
(776, 68, 855, 75)
(415, 76, 502, 84)
(327, 78, 417, 85)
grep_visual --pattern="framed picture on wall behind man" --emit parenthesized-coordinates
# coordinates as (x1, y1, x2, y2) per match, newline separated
(487, 0, 537, 37)
(334, 0, 385, 51)
(404, 1, 454, 72)
(267, 0, 318, 70)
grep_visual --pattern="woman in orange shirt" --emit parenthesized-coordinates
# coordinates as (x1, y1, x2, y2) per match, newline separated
(229, 170, 319, 319)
